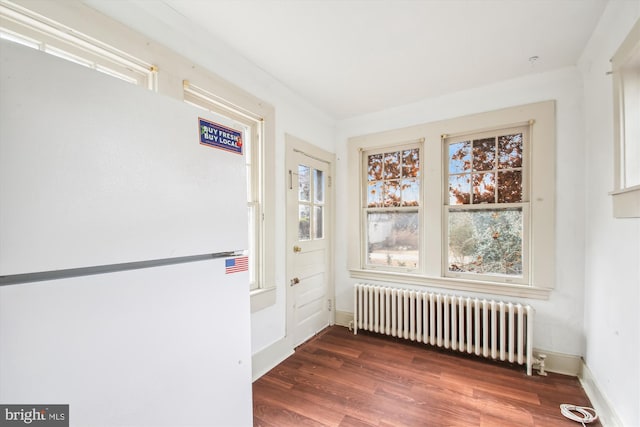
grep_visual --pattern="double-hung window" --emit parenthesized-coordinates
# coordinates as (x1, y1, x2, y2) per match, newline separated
(444, 126, 529, 284)
(363, 145, 421, 270)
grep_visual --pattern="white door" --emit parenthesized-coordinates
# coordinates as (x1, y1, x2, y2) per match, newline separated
(286, 137, 333, 347)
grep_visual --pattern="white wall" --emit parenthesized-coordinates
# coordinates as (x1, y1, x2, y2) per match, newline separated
(79, 0, 337, 357)
(578, 2, 640, 425)
(334, 66, 588, 357)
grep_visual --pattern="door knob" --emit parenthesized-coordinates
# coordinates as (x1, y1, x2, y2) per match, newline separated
(290, 277, 300, 286)
(293, 245, 302, 253)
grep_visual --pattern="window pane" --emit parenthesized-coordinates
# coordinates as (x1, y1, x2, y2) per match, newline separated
(472, 137, 496, 171)
(367, 212, 418, 268)
(368, 154, 383, 181)
(314, 169, 324, 203)
(449, 174, 471, 205)
(383, 152, 401, 179)
(448, 208, 522, 276)
(383, 181, 401, 207)
(401, 179, 419, 207)
(402, 148, 420, 177)
(367, 181, 384, 207)
(498, 170, 523, 203)
(449, 141, 471, 174)
(472, 172, 495, 204)
(498, 133, 523, 169)
(314, 206, 324, 239)
(298, 205, 310, 240)
(298, 165, 310, 202)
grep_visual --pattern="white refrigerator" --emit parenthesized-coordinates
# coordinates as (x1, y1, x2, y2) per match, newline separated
(0, 40, 253, 426)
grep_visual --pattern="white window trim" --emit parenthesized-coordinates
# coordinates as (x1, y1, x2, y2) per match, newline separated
(0, 0, 157, 89)
(611, 18, 640, 218)
(347, 101, 556, 300)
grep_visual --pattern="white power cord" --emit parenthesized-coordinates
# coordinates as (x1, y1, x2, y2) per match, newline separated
(560, 404, 598, 426)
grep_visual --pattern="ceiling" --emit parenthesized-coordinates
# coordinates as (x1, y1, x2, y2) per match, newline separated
(90, 0, 608, 120)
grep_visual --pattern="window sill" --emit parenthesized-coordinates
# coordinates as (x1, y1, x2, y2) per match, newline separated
(349, 269, 551, 300)
(610, 185, 640, 218)
(250, 286, 276, 313)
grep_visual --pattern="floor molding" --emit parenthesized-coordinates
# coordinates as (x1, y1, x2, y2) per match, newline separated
(251, 337, 293, 382)
(335, 310, 353, 329)
(579, 361, 623, 427)
(533, 349, 581, 377)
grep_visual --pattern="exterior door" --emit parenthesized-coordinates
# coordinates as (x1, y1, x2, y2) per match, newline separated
(286, 136, 333, 348)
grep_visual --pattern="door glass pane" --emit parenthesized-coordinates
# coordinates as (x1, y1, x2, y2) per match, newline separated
(298, 205, 310, 240)
(298, 165, 310, 202)
(447, 208, 522, 276)
(314, 169, 324, 203)
(314, 206, 324, 239)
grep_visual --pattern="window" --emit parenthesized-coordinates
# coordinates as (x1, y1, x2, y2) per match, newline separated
(0, 1, 157, 89)
(348, 101, 555, 300)
(611, 18, 640, 218)
(444, 126, 529, 284)
(184, 81, 265, 292)
(363, 145, 420, 270)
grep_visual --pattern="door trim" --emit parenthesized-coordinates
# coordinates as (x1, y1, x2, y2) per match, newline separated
(284, 134, 335, 345)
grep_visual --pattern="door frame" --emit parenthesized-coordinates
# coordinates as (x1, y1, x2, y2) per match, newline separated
(284, 134, 336, 346)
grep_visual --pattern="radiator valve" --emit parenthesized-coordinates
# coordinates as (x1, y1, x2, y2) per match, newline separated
(532, 353, 548, 376)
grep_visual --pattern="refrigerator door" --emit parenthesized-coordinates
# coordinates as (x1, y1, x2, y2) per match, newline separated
(0, 258, 252, 427)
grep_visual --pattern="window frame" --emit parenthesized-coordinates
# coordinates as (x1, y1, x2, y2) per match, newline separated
(347, 101, 555, 300)
(361, 143, 422, 273)
(442, 124, 531, 285)
(611, 18, 640, 218)
(0, 1, 157, 89)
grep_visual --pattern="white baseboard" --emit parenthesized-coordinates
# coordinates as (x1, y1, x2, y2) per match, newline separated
(335, 310, 353, 329)
(579, 361, 623, 427)
(532, 349, 581, 376)
(251, 337, 294, 382)
(336, 310, 581, 376)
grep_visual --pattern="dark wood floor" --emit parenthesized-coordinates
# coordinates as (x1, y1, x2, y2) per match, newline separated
(253, 326, 599, 427)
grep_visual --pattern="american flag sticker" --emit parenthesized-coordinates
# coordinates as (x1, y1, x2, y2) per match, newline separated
(225, 256, 248, 274)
